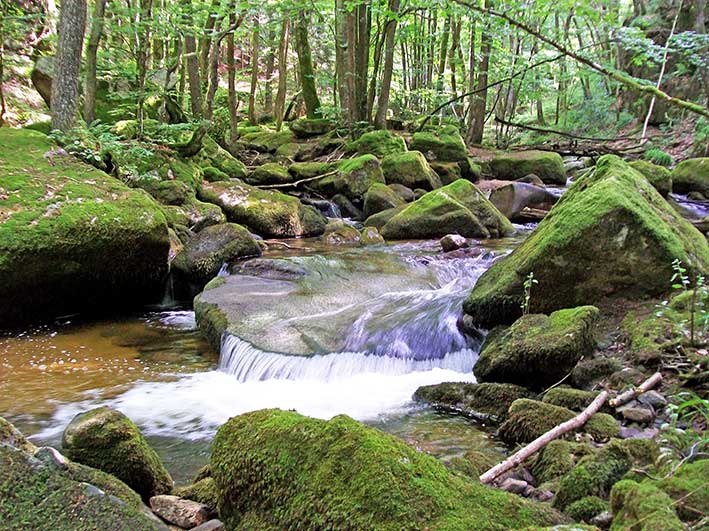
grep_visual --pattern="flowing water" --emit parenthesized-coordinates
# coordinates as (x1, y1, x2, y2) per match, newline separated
(0, 231, 530, 483)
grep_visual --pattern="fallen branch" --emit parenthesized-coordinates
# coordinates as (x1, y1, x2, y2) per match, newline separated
(256, 169, 339, 189)
(609, 372, 663, 408)
(493, 117, 646, 143)
(479, 390, 609, 485)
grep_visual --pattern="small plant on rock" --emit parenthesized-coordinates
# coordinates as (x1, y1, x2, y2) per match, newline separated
(643, 148, 674, 167)
(521, 272, 538, 316)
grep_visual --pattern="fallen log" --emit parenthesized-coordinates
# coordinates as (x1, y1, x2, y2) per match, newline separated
(609, 372, 663, 408)
(479, 390, 609, 485)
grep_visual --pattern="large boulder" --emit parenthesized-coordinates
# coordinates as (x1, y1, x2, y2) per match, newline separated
(381, 179, 513, 240)
(672, 157, 709, 195)
(474, 306, 599, 390)
(464, 155, 709, 328)
(172, 223, 261, 286)
(410, 126, 468, 162)
(347, 129, 407, 158)
(246, 163, 292, 186)
(0, 128, 170, 329)
(488, 181, 559, 222)
(629, 160, 672, 196)
(363, 183, 406, 218)
(30, 56, 53, 106)
(610, 480, 684, 531)
(198, 180, 326, 238)
(210, 409, 561, 531)
(489, 150, 566, 185)
(312, 155, 385, 202)
(240, 129, 296, 153)
(62, 406, 173, 501)
(289, 118, 334, 139)
(381, 151, 442, 190)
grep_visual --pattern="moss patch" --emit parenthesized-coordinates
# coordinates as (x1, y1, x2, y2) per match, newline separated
(410, 126, 468, 162)
(671, 157, 709, 195)
(610, 479, 684, 530)
(348, 130, 407, 158)
(489, 151, 566, 185)
(381, 151, 442, 190)
(629, 159, 672, 196)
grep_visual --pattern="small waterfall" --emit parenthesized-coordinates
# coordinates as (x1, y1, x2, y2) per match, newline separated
(219, 334, 478, 382)
(159, 273, 177, 308)
(217, 262, 230, 277)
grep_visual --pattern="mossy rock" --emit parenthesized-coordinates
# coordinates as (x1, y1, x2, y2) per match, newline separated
(203, 166, 230, 182)
(0, 444, 168, 531)
(172, 223, 261, 286)
(322, 220, 361, 245)
(431, 162, 463, 185)
(475, 307, 598, 390)
(360, 226, 385, 245)
(143, 179, 194, 206)
(0, 128, 169, 328)
(381, 179, 513, 240)
(542, 387, 601, 412)
(620, 306, 683, 369)
(463, 155, 709, 329)
(275, 142, 306, 160)
(62, 406, 173, 501)
(499, 399, 619, 445)
(363, 205, 406, 229)
(671, 157, 709, 195)
(246, 163, 292, 186)
(197, 136, 249, 180)
(290, 118, 334, 139)
(363, 183, 406, 218)
(241, 129, 296, 153)
(629, 160, 672, 196)
(347, 130, 407, 158)
(211, 408, 563, 531)
(381, 151, 442, 190)
(413, 382, 534, 422)
(610, 479, 684, 530)
(657, 460, 708, 521)
(566, 495, 609, 523)
(312, 155, 385, 202)
(1, 416, 37, 454)
(181, 196, 226, 232)
(288, 161, 334, 181)
(173, 477, 219, 511)
(198, 180, 326, 238)
(489, 151, 566, 185)
(410, 126, 468, 162)
(571, 357, 624, 389)
(529, 440, 593, 484)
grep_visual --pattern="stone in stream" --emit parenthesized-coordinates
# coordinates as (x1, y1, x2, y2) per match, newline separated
(245, 162, 293, 186)
(488, 181, 559, 222)
(464, 155, 709, 328)
(409, 125, 469, 162)
(629, 159, 673, 196)
(439, 233, 468, 252)
(0, 128, 170, 329)
(149, 495, 212, 529)
(671, 157, 709, 195)
(311, 154, 386, 203)
(289, 117, 334, 138)
(62, 406, 173, 502)
(488, 150, 567, 185)
(381, 150, 442, 190)
(359, 226, 385, 245)
(363, 182, 406, 218)
(210, 409, 563, 531)
(380, 179, 514, 240)
(322, 220, 361, 245)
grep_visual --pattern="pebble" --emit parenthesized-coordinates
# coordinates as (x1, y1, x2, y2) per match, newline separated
(621, 406, 654, 424)
(620, 426, 659, 439)
(439, 234, 468, 252)
(591, 510, 613, 529)
(637, 390, 667, 409)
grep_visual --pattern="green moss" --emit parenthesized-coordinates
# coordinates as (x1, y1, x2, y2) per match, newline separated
(313, 155, 385, 201)
(62, 406, 173, 501)
(0, 416, 37, 454)
(203, 166, 230, 182)
(542, 388, 601, 412)
(430, 162, 462, 185)
(489, 151, 566, 185)
(464, 155, 709, 328)
(413, 382, 534, 422)
(529, 440, 592, 484)
(620, 439, 659, 468)
(566, 495, 608, 523)
(410, 126, 468, 162)
(360, 226, 385, 245)
(63, 460, 143, 509)
(475, 306, 599, 390)
(363, 183, 406, 218)
(290, 118, 334, 139)
(0, 128, 169, 327)
(193, 298, 228, 352)
(381, 151, 442, 190)
(288, 161, 334, 180)
(363, 205, 406, 229)
(672, 157, 709, 195)
(247, 163, 292, 186)
(381, 179, 513, 240)
(610, 480, 684, 530)
(241, 129, 296, 153)
(658, 460, 708, 521)
(211, 409, 562, 531)
(275, 142, 304, 159)
(571, 357, 624, 389)
(347, 130, 407, 158)
(643, 149, 674, 167)
(322, 221, 361, 245)
(173, 477, 218, 510)
(629, 160, 672, 196)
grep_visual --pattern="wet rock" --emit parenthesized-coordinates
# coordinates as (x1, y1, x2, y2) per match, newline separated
(150, 495, 212, 529)
(35, 446, 69, 470)
(499, 478, 528, 494)
(440, 234, 468, 252)
(234, 258, 308, 280)
(488, 182, 558, 222)
(590, 510, 613, 529)
(192, 520, 226, 531)
(381, 151, 442, 190)
(363, 205, 405, 229)
(464, 155, 709, 328)
(430, 162, 462, 185)
(311, 155, 385, 203)
(360, 226, 385, 245)
(62, 406, 173, 501)
(322, 220, 361, 245)
(363, 183, 406, 218)
(489, 151, 566, 185)
(410, 125, 469, 162)
(0, 416, 37, 454)
(516, 174, 545, 186)
(672, 157, 709, 195)
(388, 183, 415, 202)
(347, 130, 407, 158)
(381, 179, 513, 240)
(620, 406, 654, 424)
(332, 193, 363, 220)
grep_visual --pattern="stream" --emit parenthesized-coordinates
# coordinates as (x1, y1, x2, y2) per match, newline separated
(0, 228, 532, 483)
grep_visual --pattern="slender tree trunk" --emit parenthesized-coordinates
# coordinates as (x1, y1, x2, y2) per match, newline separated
(275, 17, 290, 130)
(352, 0, 371, 122)
(0, 19, 7, 126)
(436, 14, 451, 93)
(248, 13, 260, 124)
(183, 0, 202, 117)
(467, 19, 490, 144)
(465, 15, 476, 133)
(335, 0, 352, 121)
(366, 22, 385, 121)
(52, 0, 87, 132)
(374, 0, 400, 129)
(227, 12, 239, 147)
(135, 0, 152, 137)
(198, 0, 220, 83)
(294, 8, 321, 118)
(203, 18, 223, 121)
(263, 26, 276, 114)
(83, 0, 106, 123)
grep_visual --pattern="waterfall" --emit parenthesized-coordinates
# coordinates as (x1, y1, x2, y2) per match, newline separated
(219, 334, 478, 382)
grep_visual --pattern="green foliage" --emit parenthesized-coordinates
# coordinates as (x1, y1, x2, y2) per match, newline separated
(521, 272, 538, 316)
(643, 149, 674, 167)
(656, 391, 709, 475)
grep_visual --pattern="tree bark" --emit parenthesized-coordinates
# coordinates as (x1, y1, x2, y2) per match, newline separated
(51, 0, 87, 132)
(263, 26, 276, 114)
(374, 0, 401, 129)
(609, 372, 663, 408)
(135, 0, 153, 138)
(352, 0, 371, 122)
(274, 17, 290, 130)
(227, 10, 239, 147)
(182, 0, 202, 118)
(294, 8, 321, 118)
(436, 14, 451, 93)
(467, 20, 490, 144)
(248, 12, 260, 125)
(83, 0, 106, 123)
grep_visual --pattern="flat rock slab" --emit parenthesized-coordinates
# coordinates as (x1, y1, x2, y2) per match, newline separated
(150, 495, 212, 529)
(192, 520, 225, 531)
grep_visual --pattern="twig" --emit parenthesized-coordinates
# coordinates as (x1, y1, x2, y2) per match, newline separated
(256, 169, 339, 189)
(479, 390, 609, 485)
(493, 117, 646, 143)
(541, 356, 584, 395)
(609, 372, 663, 408)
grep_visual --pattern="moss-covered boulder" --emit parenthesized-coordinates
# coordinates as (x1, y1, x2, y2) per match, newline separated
(246, 162, 292, 186)
(172, 223, 261, 286)
(610, 480, 683, 530)
(542, 387, 601, 412)
(431, 162, 463, 185)
(463, 155, 709, 328)
(312, 155, 386, 202)
(322, 220, 361, 245)
(671, 157, 709, 195)
(348, 130, 407, 158)
(0, 128, 170, 328)
(198, 180, 326, 238)
(413, 382, 534, 422)
(381, 179, 513, 240)
(1, 416, 37, 454)
(240, 128, 296, 153)
(381, 151, 442, 190)
(410, 126, 468, 162)
(360, 226, 385, 245)
(488, 182, 559, 222)
(363, 183, 406, 218)
(173, 478, 219, 512)
(202, 165, 230, 182)
(571, 357, 623, 389)
(288, 161, 334, 181)
(629, 160, 672, 196)
(489, 151, 566, 185)
(290, 118, 335, 139)
(499, 399, 619, 445)
(364, 205, 406, 229)
(529, 440, 593, 484)
(474, 307, 598, 390)
(0, 444, 169, 531)
(62, 406, 173, 501)
(211, 409, 562, 531)
(657, 460, 708, 522)
(566, 496, 609, 523)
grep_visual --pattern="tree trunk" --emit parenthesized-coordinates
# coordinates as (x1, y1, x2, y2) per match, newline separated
(183, 0, 202, 118)
(198, 0, 220, 83)
(263, 26, 276, 114)
(274, 17, 290, 130)
(467, 20, 490, 144)
(248, 12, 260, 125)
(465, 16, 476, 136)
(227, 11, 239, 147)
(51, 0, 87, 132)
(0, 20, 7, 126)
(374, 0, 400, 129)
(83, 0, 106, 123)
(335, 0, 352, 121)
(436, 14, 451, 93)
(135, 0, 153, 138)
(294, 9, 321, 118)
(352, 0, 371, 122)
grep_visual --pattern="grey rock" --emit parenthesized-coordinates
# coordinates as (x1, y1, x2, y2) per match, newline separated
(149, 495, 212, 529)
(590, 510, 613, 529)
(499, 478, 528, 494)
(637, 390, 667, 409)
(192, 520, 226, 531)
(440, 234, 468, 252)
(35, 446, 69, 470)
(621, 406, 654, 424)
